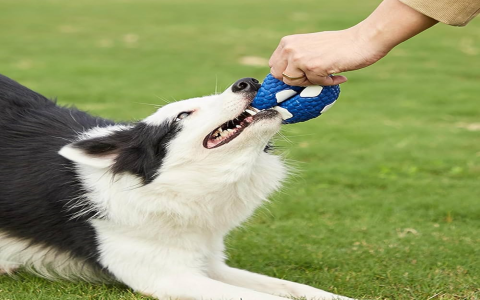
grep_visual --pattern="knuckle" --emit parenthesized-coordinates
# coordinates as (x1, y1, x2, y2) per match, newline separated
(280, 37, 297, 53)
(283, 45, 295, 54)
(270, 69, 282, 80)
(291, 53, 303, 63)
(327, 67, 340, 75)
(268, 59, 274, 68)
(303, 63, 318, 73)
(280, 35, 293, 45)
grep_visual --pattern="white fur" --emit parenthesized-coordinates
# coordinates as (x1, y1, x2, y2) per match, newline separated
(2, 86, 353, 300)
(0, 232, 108, 282)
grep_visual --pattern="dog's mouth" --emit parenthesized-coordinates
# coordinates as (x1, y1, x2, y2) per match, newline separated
(203, 106, 261, 149)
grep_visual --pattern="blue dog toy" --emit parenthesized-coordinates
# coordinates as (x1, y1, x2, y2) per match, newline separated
(251, 74, 340, 124)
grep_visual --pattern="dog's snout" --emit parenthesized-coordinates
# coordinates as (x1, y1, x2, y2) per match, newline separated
(231, 78, 260, 93)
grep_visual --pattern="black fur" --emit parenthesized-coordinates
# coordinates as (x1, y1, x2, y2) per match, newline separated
(0, 74, 178, 271)
(72, 122, 180, 185)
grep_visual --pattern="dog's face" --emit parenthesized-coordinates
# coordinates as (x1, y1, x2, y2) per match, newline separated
(145, 77, 281, 154)
(60, 78, 283, 181)
(59, 79, 286, 225)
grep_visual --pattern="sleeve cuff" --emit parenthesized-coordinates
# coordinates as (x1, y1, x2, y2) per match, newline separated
(399, 0, 479, 26)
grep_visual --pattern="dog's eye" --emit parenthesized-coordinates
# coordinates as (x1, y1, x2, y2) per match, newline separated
(175, 111, 191, 121)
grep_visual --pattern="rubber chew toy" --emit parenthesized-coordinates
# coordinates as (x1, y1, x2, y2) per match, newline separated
(251, 74, 340, 124)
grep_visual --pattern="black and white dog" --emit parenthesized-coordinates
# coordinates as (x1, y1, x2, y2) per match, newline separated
(0, 74, 351, 300)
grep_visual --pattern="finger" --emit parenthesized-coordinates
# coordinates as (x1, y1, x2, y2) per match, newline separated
(281, 64, 310, 86)
(269, 44, 288, 80)
(304, 74, 348, 86)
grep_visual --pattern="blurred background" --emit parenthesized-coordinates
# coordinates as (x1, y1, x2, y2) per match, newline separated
(0, 0, 479, 299)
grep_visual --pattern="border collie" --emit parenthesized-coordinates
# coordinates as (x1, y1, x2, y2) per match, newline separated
(0, 74, 352, 300)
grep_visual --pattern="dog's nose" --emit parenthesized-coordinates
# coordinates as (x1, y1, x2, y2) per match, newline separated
(231, 78, 261, 93)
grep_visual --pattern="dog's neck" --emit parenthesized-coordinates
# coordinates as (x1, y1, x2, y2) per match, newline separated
(73, 151, 287, 236)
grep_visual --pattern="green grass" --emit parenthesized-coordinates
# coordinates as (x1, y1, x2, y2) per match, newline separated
(0, 0, 479, 299)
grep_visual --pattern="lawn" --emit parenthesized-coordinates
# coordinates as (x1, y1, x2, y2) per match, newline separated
(0, 0, 479, 299)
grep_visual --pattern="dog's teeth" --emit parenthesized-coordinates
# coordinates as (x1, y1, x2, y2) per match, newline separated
(227, 129, 234, 133)
(245, 109, 256, 115)
(236, 125, 241, 129)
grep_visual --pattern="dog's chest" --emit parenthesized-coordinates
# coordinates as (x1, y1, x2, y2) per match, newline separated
(91, 219, 222, 273)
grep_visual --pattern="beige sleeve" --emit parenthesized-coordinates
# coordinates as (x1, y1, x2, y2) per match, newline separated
(399, 0, 480, 26)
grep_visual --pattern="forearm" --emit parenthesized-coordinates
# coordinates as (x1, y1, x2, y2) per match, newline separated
(354, 0, 438, 52)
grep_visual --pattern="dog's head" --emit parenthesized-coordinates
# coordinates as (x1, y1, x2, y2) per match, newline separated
(59, 78, 286, 220)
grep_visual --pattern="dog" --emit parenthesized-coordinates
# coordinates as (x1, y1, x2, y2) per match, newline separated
(0, 74, 352, 300)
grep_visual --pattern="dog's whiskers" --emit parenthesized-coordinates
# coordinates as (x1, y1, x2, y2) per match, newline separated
(134, 102, 163, 108)
(276, 131, 294, 145)
(153, 94, 173, 105)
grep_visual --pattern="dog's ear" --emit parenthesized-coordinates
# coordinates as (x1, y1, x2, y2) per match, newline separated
(59, 131, 128, 169)
(60, 122, 180, 182)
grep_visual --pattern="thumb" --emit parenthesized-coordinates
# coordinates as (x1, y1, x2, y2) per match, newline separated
(305, 75, 348, 86)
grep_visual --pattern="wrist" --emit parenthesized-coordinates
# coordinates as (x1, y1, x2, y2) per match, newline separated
(351, 20, 395, 56)
(354, 0, 438, 52)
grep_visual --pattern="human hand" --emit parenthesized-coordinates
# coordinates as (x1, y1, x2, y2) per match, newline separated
(269, 27, 390, 86)
(269, 0, 438, 86)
